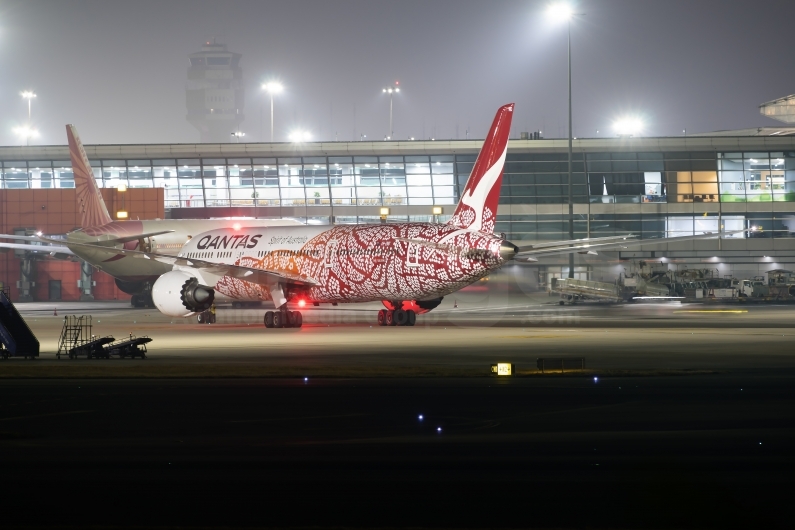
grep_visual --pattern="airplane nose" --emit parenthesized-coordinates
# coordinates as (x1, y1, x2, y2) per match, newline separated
(499, 241, 518, 261)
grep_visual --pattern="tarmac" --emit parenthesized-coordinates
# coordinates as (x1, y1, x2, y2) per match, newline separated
(2, 290, 795, 529)
(6, 290, 795, 375)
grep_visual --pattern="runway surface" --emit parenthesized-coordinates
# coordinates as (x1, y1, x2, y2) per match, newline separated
(3, 294, 795, 528)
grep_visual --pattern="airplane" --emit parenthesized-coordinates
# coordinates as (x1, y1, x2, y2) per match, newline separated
(0, 125, 300, 307)
(58, 103, 739, 328)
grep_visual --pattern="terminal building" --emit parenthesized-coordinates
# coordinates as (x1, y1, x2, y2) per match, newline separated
(2, 133, 795, 301)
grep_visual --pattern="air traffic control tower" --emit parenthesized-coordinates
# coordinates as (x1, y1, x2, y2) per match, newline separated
(186, 42, 244, 143)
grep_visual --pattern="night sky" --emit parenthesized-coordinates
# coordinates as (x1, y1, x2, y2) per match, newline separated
(0, 0, 793, 145)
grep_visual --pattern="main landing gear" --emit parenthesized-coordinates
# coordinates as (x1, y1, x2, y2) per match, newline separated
(377, 308, 416, 327)
(264, 309, 303, 328)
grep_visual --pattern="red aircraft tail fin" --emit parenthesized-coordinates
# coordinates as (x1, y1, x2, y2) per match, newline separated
(447, 103, 514, 234)
(67, 124, 112, 229)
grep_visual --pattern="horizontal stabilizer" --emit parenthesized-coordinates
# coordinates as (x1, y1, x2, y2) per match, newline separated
(0, 242, 73, 255)
(0, 234, 47, 242)
(91, 230, 176, 247)
(397, 238, 493, 259)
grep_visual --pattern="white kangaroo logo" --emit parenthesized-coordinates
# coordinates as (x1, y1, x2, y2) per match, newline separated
(459, 143, 508, 233)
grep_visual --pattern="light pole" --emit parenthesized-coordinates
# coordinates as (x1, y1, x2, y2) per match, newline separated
(13, 126, 39, 147)
(547, 3, 578, 278)
(262, 82, 284, 142)
(382, 82, 400, 139)
(21, 91, 36, 122)
(20, 91, 37, 146)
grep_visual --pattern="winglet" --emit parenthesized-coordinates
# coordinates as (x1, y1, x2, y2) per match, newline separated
(447, 103, 514, 234)
(67, 124, 113, 228)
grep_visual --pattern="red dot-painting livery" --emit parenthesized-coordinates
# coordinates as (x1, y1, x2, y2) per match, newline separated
(214, 222, 504, 305)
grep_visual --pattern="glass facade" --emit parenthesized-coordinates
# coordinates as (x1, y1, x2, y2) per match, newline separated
(3, 148, 795, 240)
(717, 152, 795, 202)
(0, 155, 464, 210)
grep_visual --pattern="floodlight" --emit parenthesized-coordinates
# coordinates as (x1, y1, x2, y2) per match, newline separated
(288, 130, 311, 142)
(547, 2, 573, 22)
(612, 117, 644, 137)
(262, 82, 284, 94)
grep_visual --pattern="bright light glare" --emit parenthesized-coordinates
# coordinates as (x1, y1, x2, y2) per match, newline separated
(612, 117, 644, 137)
(232, 223, 241, 230)
(262, 82, 284, 94)
(547, 2, 573, 21)
(20, 91, 36, 100)
(288, 130, 311, 142)
(13, 126, 39, 139)
(298, 299, 306, 308)
(418, 414, 423, 421)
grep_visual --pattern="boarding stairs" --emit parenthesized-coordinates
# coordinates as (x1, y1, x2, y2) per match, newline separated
(57, 315, 114, 359)
(0, 289, 40, 359)
(57, 315, 150, 359)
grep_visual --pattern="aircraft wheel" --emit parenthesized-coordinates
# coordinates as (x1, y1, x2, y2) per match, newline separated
(273, 311, 284, 328)
(394, 309, 408, 326)
(386, 310, 397, 326)
(292, 311, 303, 328)
(264, 311, 274, 328)
(197, 312, 205, 324)
(377, 309, 387, 326)
(406, 310, 416, 327)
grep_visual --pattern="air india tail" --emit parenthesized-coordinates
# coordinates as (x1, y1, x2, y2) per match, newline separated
(447, 103, 513, 234)
(66, 124, 113, 229)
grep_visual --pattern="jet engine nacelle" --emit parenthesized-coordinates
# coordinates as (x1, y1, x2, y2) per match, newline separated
(151, 270, 215, 317)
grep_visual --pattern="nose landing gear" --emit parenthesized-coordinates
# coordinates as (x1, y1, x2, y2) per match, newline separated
(378, 308, 416, 327)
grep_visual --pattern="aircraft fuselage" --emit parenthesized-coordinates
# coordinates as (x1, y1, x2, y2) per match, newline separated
(178, 223, 506, 305)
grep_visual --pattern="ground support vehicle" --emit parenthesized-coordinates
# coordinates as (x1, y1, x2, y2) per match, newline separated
(104, 335, 152, 359)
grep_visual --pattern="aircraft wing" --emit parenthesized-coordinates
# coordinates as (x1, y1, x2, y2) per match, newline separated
(59, 240, 317, 287)
(513, 230, 746, 259)
(0, 242, 74, 255)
